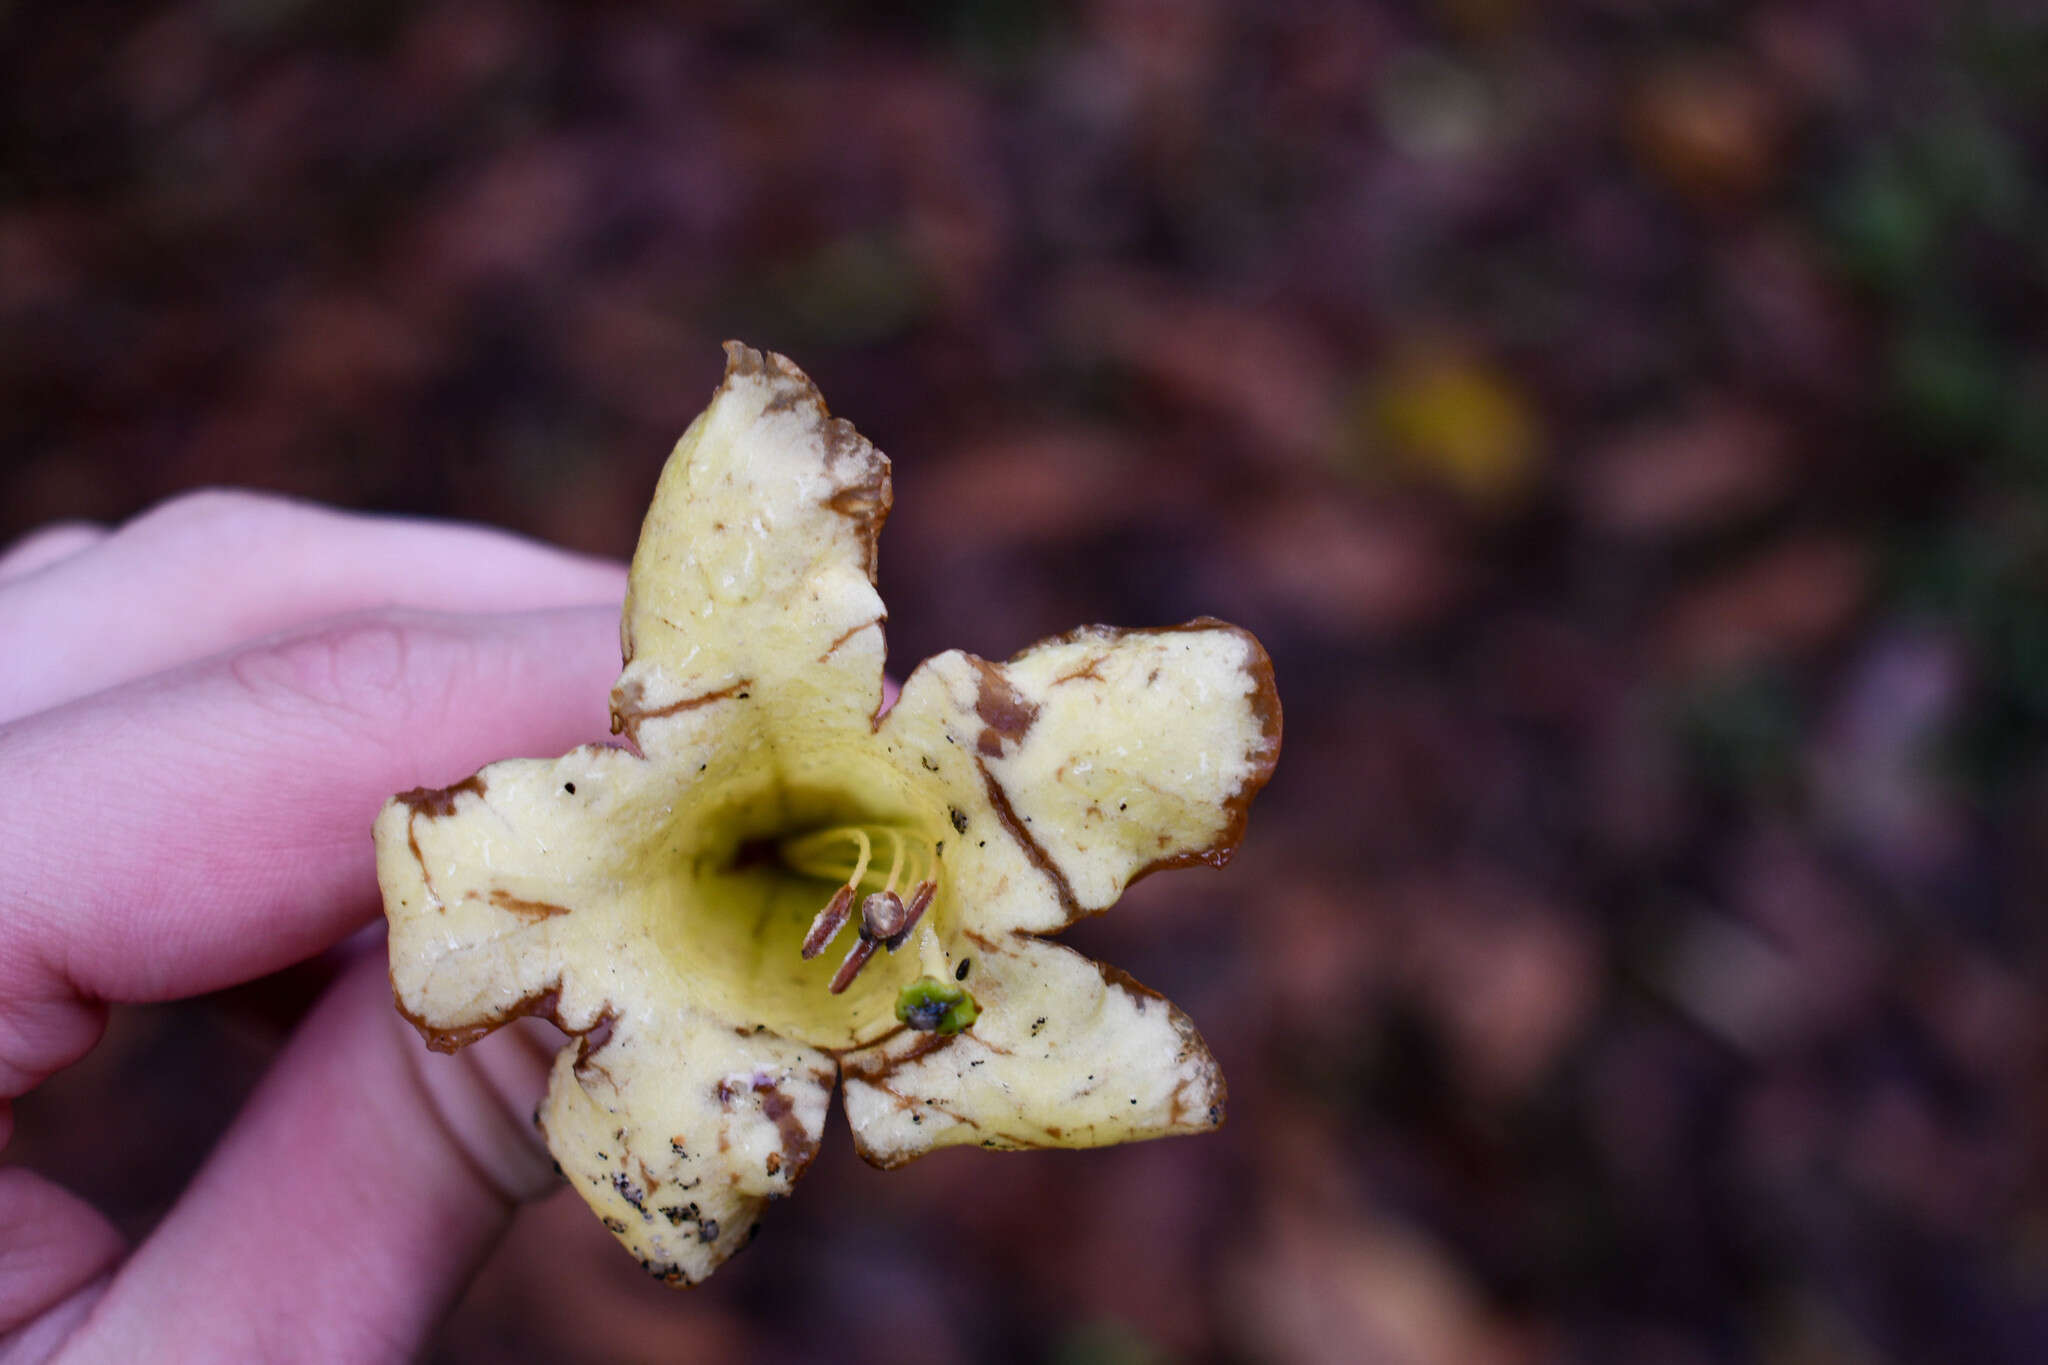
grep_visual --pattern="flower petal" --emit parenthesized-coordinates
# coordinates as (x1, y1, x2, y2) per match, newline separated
(539, 1008, 835, 1284)
(840, 933, 1223, 1168)
(610, 342, 890, 753)
(378, 748, 838, 1283)
(879, 620, 1280, 934)
(376, 745, 672, 1049)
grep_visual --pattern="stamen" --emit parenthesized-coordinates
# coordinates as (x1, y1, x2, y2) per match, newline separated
(779, 824, 945, 990)
(884, 880, 936, 952)
(829, 938, 877, 994)
(779, 824, 926, 889)
(801, 884, 854, 959)
(847, 828, 873, 891)
(883, 828, 905, 894)
(862, 890, 907, 941)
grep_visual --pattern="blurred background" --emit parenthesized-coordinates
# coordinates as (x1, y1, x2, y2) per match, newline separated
(6, 1, 2048, 1361)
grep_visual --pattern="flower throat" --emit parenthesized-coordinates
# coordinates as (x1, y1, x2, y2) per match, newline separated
(773, 823, 973, 1032)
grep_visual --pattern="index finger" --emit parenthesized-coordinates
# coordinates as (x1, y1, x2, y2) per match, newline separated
(0, 605, 620, 1088)
(0, 491, 626, 723)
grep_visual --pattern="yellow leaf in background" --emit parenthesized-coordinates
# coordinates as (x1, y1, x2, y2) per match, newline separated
(1360, 349, 1542, 508)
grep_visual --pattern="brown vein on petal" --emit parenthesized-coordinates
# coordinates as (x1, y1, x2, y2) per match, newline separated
(840, 1029, 957, 1082)
(968, 654, 1060, 922)
(609, 675, 753, 745)
(1050, 655, 1108, 686)
(396, 775, 496, 916)
(975, 756, 1081, 920)
(819, 616, 884, 661)
(405, 811, 439, 908)
(486, 889, 573, 920)
(394, 977, 564, 1055)
(842, 1040, 985, 1169)
(396, 773, 488, 820)
(853, 1073, 982, 1150)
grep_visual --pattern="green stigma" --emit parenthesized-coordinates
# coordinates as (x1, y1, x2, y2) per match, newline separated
(895, 976, 979, 1034)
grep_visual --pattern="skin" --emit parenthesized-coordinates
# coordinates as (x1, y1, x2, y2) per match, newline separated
(0, 489, 642, 1362)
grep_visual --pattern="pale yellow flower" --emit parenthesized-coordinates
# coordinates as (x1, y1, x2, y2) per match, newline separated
(375, 343, 1281, 1283)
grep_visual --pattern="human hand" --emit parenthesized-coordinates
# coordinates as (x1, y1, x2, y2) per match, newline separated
(1, 491, 631, 1361)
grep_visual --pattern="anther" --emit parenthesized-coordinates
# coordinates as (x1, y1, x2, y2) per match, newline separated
(828, 938, 877, 994)
(801, 884, 854, 960)
(861, 890, 907, 942)
(884, 880, 936, 951)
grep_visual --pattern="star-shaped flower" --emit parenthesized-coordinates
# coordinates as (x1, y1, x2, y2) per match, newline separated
(374, 343, 1281, 1284)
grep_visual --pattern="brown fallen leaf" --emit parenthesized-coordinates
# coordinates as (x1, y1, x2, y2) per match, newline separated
(1659, 537, 1867, 678)
(1576, 403, 1790, 536)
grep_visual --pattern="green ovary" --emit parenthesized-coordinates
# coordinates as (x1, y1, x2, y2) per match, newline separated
(895, 976, 979, 1034)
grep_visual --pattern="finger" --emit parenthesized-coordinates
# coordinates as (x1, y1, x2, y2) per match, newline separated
(0, 604, 621, 1098)
(62, 950, 557, 1362)
(0, 522, 107, 585)
(0, 489, 626, 722)
(0, 1167, 123, 1347)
